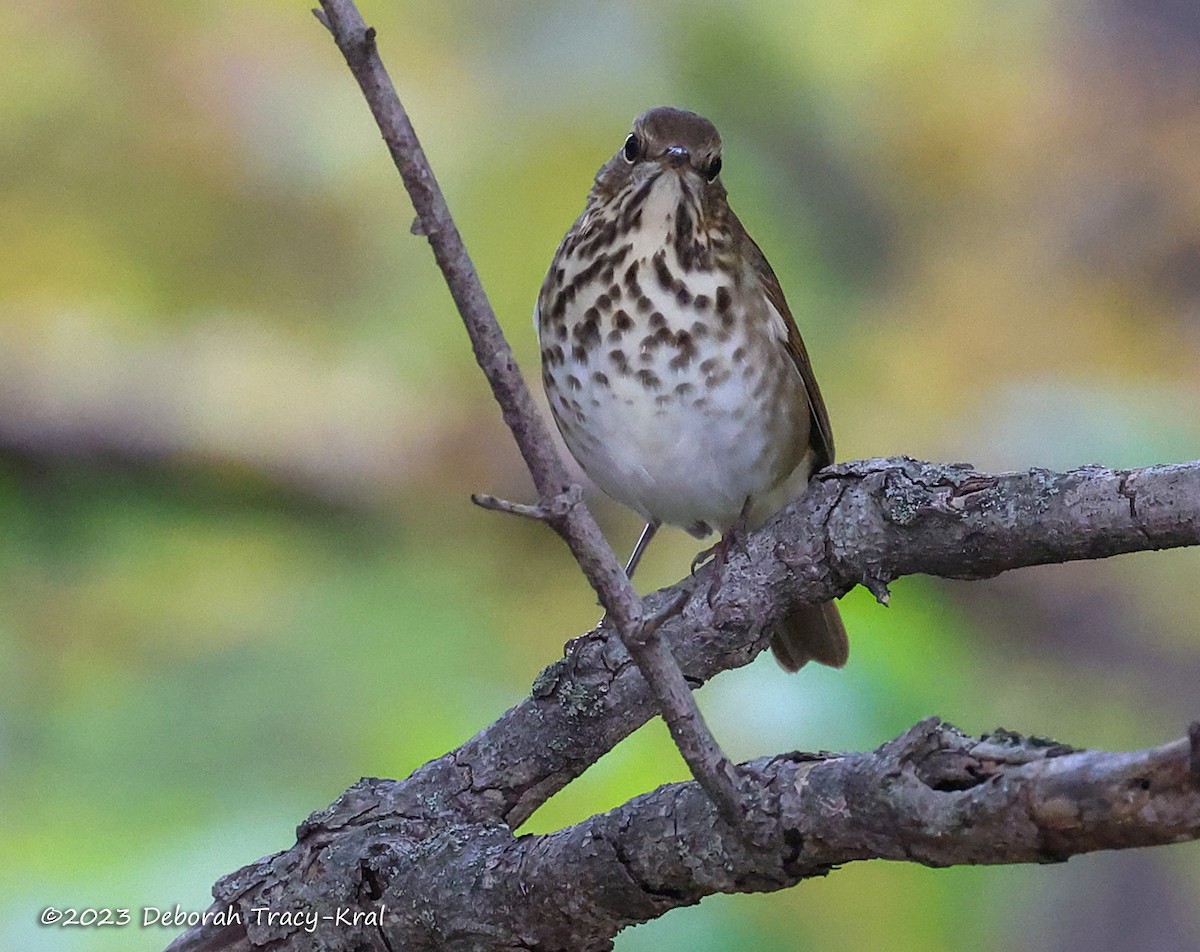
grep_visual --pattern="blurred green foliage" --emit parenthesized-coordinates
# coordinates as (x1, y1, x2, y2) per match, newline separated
(2, 1, 1198, 950)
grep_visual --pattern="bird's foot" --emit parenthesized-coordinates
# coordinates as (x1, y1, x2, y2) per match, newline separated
(699, 504, 753, 608)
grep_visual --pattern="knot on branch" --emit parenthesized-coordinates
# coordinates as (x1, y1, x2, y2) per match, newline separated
(911, 723, 1080, 792)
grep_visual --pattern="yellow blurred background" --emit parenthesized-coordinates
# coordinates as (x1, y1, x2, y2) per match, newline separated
(3, 1, 1199, 950)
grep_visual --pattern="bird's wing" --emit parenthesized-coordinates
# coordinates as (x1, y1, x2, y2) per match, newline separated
(741, 232, 836, 468)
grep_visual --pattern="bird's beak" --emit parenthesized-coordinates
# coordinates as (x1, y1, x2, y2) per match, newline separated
(662, 146, 691, 169)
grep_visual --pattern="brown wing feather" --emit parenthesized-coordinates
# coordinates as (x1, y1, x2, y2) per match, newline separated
(736, 225, 836, 469)
(737, 230, 846, 670)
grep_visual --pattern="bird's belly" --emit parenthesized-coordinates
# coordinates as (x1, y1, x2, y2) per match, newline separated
(547, 339, 809, 535)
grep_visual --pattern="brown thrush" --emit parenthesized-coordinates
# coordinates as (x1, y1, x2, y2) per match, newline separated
(536, 106, 848, 671)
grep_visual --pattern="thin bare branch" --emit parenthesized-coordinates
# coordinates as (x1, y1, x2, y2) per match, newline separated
(470, 486, 582, 522)
(316, 0, 743, 823)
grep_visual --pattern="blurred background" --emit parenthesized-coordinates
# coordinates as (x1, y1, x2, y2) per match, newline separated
(3, 0, 1199, 949)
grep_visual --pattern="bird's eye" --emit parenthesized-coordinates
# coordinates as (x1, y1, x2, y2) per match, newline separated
(622, 134, 641, 163)
(706, 156, 723, 181)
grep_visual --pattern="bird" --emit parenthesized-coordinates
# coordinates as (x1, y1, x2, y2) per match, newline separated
(535, 106, 847, 671)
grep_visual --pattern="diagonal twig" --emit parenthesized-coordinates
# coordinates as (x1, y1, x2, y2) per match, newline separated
(316, 0, 745, 822)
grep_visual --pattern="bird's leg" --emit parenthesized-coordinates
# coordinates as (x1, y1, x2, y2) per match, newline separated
(624, 521, 660, 581)
(699, 499, 753, 608)
(689, 540, 719, 575)
(565, 520, 660, 659)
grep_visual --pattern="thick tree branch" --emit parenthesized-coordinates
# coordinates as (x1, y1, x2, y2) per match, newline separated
(428, 720, 1200, 950)
(315, 0, 743, 822)
(167, 719, 1200, 952)
(810, 458, 1200, 591)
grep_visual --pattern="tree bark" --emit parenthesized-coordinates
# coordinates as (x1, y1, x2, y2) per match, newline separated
(165, 717, 1200, 952)
(164, 457, 1200, 952)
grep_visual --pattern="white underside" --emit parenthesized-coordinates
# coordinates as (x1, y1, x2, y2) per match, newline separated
(572, 395, 815, 535)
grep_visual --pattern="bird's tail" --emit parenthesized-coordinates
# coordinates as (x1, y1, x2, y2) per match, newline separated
(770, 600, 849, 672)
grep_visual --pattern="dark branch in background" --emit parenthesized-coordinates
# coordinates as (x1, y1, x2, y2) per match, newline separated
(166, 456, 1200, 952)
(313, 0, 744, 823)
